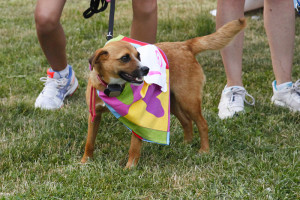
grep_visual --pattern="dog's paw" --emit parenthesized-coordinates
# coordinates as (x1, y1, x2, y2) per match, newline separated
(183, 138, 193, 144)
(124, 162, 136, 170)
(198, 147, 209, 154)
(124, 158, 139, 169)
(81, 155, 92, 164)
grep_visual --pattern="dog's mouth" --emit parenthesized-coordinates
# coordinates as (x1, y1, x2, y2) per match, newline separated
(118, 67, 149, 85)
(119, 72, 144, 84)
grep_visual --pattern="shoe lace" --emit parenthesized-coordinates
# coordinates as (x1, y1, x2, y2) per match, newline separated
(40, 77, 68, 96)
(230, 87, 255, 106)
(291, 79, 300, 93)
(290, 79, 300, 101)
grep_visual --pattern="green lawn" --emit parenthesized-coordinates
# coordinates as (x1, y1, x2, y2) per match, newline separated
(1, 0, 299, 199)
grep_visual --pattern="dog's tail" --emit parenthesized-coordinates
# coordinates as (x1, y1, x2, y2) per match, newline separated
(187, 18, 246, 55)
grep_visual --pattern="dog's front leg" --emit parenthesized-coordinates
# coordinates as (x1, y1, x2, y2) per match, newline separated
(81, 114, 102, 163)
(125, 133, 142, 169)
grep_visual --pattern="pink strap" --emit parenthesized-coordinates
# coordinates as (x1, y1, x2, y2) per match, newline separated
(97, 75, 108, 87)
(89, 86, 96, 122)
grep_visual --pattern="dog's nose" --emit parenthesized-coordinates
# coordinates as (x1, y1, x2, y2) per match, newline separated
(141, 66, 149, 76)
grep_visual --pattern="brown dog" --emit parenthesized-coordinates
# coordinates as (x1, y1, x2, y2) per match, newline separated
(81, 18, 246, 168)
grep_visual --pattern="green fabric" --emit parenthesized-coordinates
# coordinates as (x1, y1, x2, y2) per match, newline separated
(116, 83, 134, 105)
(106, 35, 124, 44)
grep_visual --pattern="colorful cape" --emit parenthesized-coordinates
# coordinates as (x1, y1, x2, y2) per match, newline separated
(97, 35, 170, 145)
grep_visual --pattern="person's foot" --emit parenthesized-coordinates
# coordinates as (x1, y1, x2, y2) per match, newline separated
(271, 80, 300, 112)
(218, 86, 255, 119)
(35, 65, 78, 110)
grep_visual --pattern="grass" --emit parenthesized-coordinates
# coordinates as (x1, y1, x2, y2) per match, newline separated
(1, 0, 300, 199)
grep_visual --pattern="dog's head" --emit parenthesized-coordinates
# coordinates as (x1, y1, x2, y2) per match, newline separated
(89, 41, 149, 86)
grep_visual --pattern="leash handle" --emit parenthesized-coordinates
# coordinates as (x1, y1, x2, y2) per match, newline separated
(106, 0, 115, 41)
(83, 0, 109, 19)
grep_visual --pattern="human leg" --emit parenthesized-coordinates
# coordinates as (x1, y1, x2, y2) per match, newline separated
(131, 0, 157, 44)
(216, 0, 256, 119)
(35, 0, 67, 71)
(35, 0, 78, 109)
(264, 0, 295, 85)
(265, 0, 300, 112)
(216, 0, 245, 87)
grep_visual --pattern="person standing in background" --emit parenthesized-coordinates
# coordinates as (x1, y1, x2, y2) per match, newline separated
(216, 0, 299, 119)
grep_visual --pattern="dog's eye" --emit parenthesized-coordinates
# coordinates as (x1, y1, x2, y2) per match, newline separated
(120, 54, 131, 63)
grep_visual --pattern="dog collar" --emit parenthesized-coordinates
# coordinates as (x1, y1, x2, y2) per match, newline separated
(89, 64, 108, 87)
(97, 75, 108, 87)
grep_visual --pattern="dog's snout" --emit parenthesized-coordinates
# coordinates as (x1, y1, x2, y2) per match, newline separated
(141, 66, 149, 76)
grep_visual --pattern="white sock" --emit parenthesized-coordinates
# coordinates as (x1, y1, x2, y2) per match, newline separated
(56, 65, 70, 78)
(276, 81, 292, 91)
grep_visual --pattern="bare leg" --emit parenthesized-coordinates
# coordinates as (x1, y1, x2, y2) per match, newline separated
(264, 0, 295, 85)
(35, 0, 67, 71)
(131, 0, 157, 44)
(216, 0, 245, 87)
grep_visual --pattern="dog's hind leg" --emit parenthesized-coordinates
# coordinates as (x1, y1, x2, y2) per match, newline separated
(81, 113, 102, 163)
(193, 109, 209, 153)
(173, 93, 209, 152)
(182, 97, 209, 153)
(171, 95, 194, 143)
(125, 133, 142, 169)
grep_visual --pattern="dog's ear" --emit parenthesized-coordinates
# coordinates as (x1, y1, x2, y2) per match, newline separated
(94, 50, 109, 64)
(89, 50, 109, 66)
(89, 55, 95, 65)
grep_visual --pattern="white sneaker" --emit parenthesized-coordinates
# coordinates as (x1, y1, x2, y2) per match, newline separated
(218, 86, 255, 119)
(35, 65, 78, 110)
(271, 80, 300, 112)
